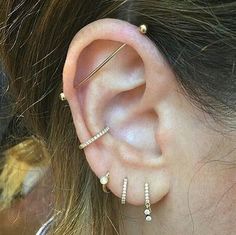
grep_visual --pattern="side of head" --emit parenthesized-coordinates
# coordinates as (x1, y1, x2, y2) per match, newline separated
(0, 1, 235, 234)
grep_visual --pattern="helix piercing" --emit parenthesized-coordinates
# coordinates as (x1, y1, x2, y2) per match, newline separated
(74, 24, 148, 89)
(121, 177, 128, 205)
(79, 126, 110, 150)
(100, 172, 110, 193)
(59, 92, 67, 101)
(144, 182, 152, 222)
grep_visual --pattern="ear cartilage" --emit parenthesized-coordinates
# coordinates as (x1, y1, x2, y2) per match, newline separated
(100, 172, 110, 193)
(59, 92, 67, 101)
(121, 177, 128, 205)
(73, 24, 148, 89)
(79, 126, 110, 150)
(144, 182, 152, 222)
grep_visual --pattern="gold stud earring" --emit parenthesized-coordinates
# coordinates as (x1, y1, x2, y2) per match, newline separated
(100, 172, 110, 193)
(79, 126, 110, 150)
(59, 92, 67, 101)
(139, 24, 148, 34)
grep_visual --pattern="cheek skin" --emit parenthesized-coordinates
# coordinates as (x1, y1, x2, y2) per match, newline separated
(157, 91, 236, 234)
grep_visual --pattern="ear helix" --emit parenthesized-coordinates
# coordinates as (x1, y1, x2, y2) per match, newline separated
(61, 23, 150, 221)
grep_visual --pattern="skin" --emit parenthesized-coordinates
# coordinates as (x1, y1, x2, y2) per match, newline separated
(63, 19, 236, 235)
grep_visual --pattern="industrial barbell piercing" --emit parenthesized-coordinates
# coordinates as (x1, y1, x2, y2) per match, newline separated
(100, 172, 110, 193)
(79, 126, 110, 150)
(73, 24, 148, 89)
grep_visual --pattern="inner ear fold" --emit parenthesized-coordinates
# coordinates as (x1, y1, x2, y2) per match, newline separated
(105, 86, 160, 155)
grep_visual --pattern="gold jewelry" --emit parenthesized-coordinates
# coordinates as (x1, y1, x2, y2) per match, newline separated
(144, 182, 152, 222)
(79, 126, 110, 150)
(74, 24, 148, 89)
(121, 177, 128, 205)
(139, 24, 148, 34)
(100, 172, 110, 193)
(59, 92, 67, 101)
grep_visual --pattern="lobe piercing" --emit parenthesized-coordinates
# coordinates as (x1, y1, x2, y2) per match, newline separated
(144, 182, 152, 222)
(121, 177, 128, 205)
(74, 24, 148, 89)
(100, 172, 110, 193)
(79, 126, 110, 150)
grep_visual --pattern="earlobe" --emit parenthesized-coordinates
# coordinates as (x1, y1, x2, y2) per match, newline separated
(63, 18, 175, 207)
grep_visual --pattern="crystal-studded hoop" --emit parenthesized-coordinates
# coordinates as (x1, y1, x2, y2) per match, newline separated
(144, 182, 152, 222)
(79, 126, 110, 150)
(121, 177, 128, 205)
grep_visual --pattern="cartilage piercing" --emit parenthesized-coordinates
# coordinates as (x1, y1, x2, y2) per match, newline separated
(100, 172, 110, 193)
(74, 24, 148, 89)
(144, 182, 152, 222)
(121, 177, 128, 205)
(79, 126, 110, 150)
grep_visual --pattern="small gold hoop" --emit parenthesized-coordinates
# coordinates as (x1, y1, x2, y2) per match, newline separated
(79, 126, 110, 150)
(100, 172, 110, 194)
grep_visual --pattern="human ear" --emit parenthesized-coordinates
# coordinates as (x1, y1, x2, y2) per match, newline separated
(63, 18, 177, 206)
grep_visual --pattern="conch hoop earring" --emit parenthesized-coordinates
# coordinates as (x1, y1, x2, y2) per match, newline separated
(79, 126, 110, 150)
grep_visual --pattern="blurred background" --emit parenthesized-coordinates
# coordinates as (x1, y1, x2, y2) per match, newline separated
(0, 66, 52, 235)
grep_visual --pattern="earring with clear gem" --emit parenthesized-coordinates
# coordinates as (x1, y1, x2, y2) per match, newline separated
(144, 182, 152, 222)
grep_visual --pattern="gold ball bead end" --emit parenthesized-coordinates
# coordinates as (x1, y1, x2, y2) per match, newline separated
(59, 92, 67, 101)
(139, 24, 148, 34)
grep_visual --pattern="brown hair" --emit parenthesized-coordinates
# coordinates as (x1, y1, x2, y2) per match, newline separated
(0, 1, 235, 234)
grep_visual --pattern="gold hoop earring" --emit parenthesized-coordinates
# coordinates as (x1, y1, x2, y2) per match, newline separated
(100, 172, 110, 193)
(121, 177, 128, 205)
(144, 182, 152, 222)
(79, 126, 110, 150)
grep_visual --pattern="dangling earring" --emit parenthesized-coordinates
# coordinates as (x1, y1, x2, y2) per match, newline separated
(79, 126, 110, 150)
(121, 177, 128, 205)
(144, 182, 152, 222)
